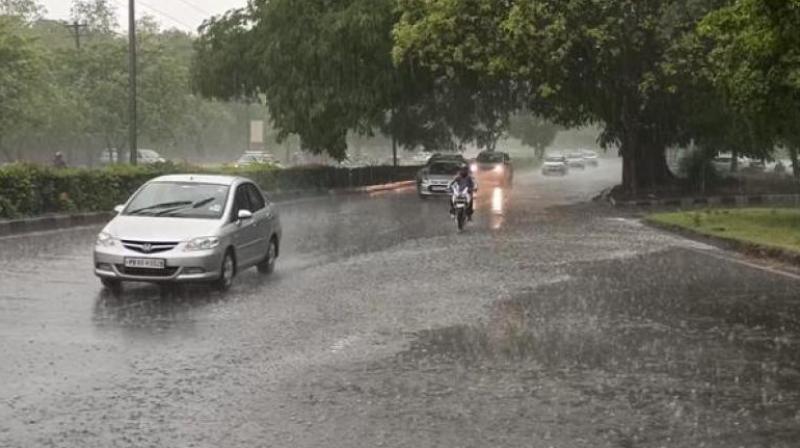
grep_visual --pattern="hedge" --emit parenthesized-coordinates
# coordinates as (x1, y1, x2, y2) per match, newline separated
(0, 162, 420, 219)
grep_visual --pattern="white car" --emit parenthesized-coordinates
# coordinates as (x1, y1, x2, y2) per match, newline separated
(99, 148, 166, 165)
(94, 175, 281, 292)
(581, 150, 599, 166)
(566, 152, 586, 169)
(541, 155, 569, 175)
(235, 152, 280, 168)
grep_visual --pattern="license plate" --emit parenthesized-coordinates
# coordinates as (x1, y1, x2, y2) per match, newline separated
(431, 186, 448, 192)
(124, 258, 166, 269)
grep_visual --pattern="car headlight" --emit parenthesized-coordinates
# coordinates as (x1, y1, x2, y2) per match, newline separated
(470, 164, 478, 173)
(96, 232, 116, 247)
(185, 236, 220, 251)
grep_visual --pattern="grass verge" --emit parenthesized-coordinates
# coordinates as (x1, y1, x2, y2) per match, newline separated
(646, 208, 800, 255)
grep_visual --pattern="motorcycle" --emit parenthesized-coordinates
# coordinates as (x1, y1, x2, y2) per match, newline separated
(451, 185, 472, 231)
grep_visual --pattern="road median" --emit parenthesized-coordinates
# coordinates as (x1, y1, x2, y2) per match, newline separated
(645, 208, 800, 265)
(0, 180, 416, 237)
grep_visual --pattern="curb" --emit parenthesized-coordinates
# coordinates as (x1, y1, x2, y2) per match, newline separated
(0, 180, 416, 237)
(643, 218, 800, 266)
(611, 193, 800, 208)
(0, 212, 114, 237)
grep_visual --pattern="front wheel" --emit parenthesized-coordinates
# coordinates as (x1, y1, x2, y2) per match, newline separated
(215, 251, 236, 291)
(257, 238, 278, 274)
(457, 208, 466, 231)
(101, 278, 123, 294)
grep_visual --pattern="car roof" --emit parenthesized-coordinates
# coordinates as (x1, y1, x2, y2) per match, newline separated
(150, 174, 245, 186)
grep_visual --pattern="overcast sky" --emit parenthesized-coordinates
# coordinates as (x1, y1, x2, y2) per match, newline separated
(39, 0, 246, 33)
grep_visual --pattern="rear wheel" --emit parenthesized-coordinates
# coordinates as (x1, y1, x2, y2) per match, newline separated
(257, 238, 278, 274)
(215, 250, 236, 291)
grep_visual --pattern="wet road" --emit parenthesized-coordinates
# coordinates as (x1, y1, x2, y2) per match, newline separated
(2, 160, 800, 447)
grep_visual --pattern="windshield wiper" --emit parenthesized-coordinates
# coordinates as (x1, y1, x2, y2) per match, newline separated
(154, 197, 218, 217)
(126, 201, 193, 216)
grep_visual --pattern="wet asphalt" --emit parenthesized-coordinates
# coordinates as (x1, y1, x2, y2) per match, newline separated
(2, 160, 800, 447)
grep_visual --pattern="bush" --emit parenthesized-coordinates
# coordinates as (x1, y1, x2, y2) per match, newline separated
(0, 162, 420, 219)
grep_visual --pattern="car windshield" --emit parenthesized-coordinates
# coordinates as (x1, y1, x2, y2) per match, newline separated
(124, 182, 229, 219)
(477, 152, 504, 163)
(428, 162, 462, 175)
(546, 156, 565, 162)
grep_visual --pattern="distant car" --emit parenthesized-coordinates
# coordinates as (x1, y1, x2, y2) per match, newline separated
(417, 161, 466, 198)
(581, 150, 599, 167)
(541, 155, 569, 175)
(235, 151, 279, 168)
(472, 151, 513, 185)
(100, 148, 166, 165)
(566, 152, 585, 169)
(412, 153, 432, 164)
(427, 153, 467, 166)
(94, 175, 281, 292)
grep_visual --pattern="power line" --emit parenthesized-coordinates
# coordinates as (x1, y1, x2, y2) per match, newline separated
(170, 0, 212, 17)
(137, 0, 197, 30)
(110, 0, 195, 32)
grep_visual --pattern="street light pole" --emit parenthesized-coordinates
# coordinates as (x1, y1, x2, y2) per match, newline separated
(128, 0, 138, 165)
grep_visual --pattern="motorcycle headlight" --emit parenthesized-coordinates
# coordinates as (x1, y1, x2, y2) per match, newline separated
(96, 232, 116, 247)
(185, 236, 220, 251)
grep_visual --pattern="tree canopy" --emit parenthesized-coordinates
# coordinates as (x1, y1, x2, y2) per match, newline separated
(193, 0, 523, 160)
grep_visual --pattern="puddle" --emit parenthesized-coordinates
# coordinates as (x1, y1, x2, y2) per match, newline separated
(394, 248, 800, 426)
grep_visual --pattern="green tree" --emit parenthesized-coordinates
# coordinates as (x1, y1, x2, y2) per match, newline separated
(0, 17, 43, 159)
(394, 0, 727, 193)
(507, 114, 560, 159)
(193, 0, 520, 161)
(698, 0, 800, 176)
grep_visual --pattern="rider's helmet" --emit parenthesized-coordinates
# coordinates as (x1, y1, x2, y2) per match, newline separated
(459, 165, 470, 177)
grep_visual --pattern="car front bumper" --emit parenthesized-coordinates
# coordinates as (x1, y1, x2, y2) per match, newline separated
(94, 245, 225, 283)
(418, 183, 451, 196)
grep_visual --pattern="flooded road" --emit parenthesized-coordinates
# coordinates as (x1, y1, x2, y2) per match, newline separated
(2, 159, 799, 447)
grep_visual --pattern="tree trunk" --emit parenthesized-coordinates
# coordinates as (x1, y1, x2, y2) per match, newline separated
(620, 132, 673, 195)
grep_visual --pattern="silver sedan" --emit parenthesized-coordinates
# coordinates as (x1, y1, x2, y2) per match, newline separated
(94, 175, 281, 292)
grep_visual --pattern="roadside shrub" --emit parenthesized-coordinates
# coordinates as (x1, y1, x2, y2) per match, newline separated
(0, 162, 419, 218)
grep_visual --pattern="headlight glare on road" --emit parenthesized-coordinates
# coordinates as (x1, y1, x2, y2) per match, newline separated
(185, 236, 220, 251)
(96, 232, 115, 247)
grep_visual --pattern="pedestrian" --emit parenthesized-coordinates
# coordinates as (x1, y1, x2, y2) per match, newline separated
(53, 152, 67, 169)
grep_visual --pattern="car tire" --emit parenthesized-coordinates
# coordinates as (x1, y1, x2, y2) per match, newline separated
(101, 278, 123, 294)
(215, 250, 236, 291)
(257, 238, 278, 275)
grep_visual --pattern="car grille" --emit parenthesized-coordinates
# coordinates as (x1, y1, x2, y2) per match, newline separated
(121, 240, 179, 254)
(116, 265, 179, 277)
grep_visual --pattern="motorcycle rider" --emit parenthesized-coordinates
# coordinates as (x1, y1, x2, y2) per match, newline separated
(449, 164, 477, 220)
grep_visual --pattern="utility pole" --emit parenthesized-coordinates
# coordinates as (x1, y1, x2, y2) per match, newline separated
(64, 21, 87, 50)
(128, 0, 138, 165)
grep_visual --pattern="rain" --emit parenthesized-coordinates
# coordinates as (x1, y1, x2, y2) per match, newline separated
(2, 1, 800, 447)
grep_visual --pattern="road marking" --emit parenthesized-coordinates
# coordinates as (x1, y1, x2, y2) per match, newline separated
(689, 247, 800, 282)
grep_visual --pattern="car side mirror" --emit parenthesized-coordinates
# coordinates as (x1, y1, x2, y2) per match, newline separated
(114, 205, 124, 214)
(237, 209, 253, 221)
